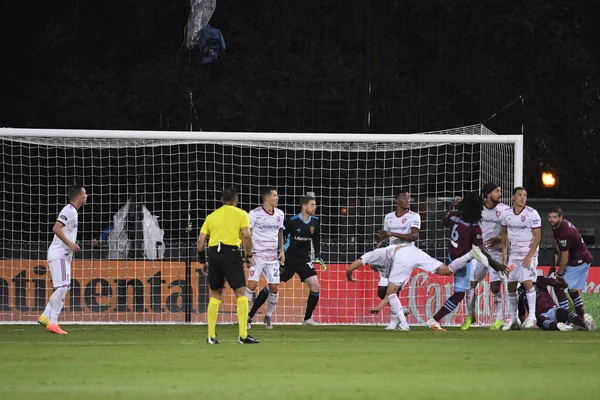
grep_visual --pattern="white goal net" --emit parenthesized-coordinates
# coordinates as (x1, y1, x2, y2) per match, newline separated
(0, 124, 522, 325)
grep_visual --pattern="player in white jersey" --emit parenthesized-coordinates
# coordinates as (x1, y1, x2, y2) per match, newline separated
(375, 190, 421, 329)
(246, 187, 285, 329)
(37, 185, 88, 334)
(461, 183, 511, 331)
(501, 187, 542, 330)
(346, 243, 494, 330)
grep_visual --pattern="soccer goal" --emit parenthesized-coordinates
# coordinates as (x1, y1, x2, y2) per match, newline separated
(0, 125, 522, 325)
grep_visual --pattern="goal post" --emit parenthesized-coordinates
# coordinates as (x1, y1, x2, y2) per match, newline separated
(0, 124, 522, 325)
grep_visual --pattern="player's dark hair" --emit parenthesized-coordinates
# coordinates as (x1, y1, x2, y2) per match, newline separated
(68, 185, 84, 201)
(300, 196, 316, 206)
(261, 186, 276, 202)
(221, 187, 238, 204)
(513, 186, 527, 195)
(394, 189, 409, 199)
(549, 205, 563, 217)
(458, 191, 483, 223)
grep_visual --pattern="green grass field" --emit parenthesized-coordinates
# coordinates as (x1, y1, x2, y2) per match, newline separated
(1, 323, 599, 400)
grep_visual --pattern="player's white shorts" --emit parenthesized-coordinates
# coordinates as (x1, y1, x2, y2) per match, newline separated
(248, 258, 280, 284)
(470, 260, 502, 283)
(388, 246, 442, 287)
(48, 258, 71, 288)
(507, 256, 538, 283)
(377, 276, 389, 287)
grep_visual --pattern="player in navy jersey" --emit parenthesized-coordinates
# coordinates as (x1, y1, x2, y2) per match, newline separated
(427, 192, 508, 331)
(518, 276, 593, 331)
(248, 196, 326, 325)
(548, 206, 595, 329)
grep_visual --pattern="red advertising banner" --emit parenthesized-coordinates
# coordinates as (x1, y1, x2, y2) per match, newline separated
(1, 260, 598, 325)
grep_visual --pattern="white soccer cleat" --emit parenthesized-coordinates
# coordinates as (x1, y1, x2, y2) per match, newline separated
(502, 318, 521, 331)
(584, 313, 596, 331)
(385, 315, 401, 330)
(469, 246, 490, 268)
(557, 323, 573, 331)
(302, 318, 317, 326)
(396, 322, 410, 331)
(521, 316, 537, 329)
(426, 317, 446, 332)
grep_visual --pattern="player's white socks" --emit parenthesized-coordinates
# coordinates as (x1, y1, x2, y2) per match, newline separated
(525, 288, 537, 320)
(508, 292, 518, 322)
(388, 294, 408, 327)
(465, 288, 477, 318)
(49, 287, 69, 324)
(266, 292, 279, 317)
(245, 287, 255, 302)
(448, 252, 473, 273)
(493, 291, 503, 321)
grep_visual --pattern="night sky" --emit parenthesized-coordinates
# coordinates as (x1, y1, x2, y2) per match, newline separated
(3, 0, 600, 198)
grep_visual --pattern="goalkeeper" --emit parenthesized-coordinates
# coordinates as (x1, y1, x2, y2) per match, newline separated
(248, 196, 326, 326)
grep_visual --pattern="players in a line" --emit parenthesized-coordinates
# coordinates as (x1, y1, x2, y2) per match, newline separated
(38, 185, 88, 334)
(375, 190, 421, 329)
(426, 192, 509, 332)
(461, 183, 510, 331)
(245, 187, 285, 329)
(248, 195, 326, 327)
(517, 275, 595, 331)
(346, 238, 493, 325)
(501, 187, 542, 330)
(548, 205, 594, 329)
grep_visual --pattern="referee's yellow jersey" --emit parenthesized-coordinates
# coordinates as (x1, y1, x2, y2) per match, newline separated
(200, 205, 251, 247)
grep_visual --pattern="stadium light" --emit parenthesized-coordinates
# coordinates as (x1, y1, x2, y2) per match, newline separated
(541, 171, 557, 188)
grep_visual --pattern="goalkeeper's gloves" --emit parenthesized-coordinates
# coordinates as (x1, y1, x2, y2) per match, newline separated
(315, 257, 327, 271)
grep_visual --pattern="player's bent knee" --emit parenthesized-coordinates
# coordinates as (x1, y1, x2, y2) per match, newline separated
(268, 284, 279, 294)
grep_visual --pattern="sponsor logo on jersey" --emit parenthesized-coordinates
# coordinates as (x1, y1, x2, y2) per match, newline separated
(294, 236, 312, 241)
(256, 224, 281, 230)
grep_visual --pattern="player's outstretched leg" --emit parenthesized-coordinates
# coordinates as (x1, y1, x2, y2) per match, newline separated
(428, 292, 465, 332)
(248, 287, 269, 328)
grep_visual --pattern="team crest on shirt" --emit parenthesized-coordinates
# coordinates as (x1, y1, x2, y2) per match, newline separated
(496, 211, 501, 217)
(276, 216, 280, 221)
(310, 226, 315, 233)
(249, 270, 255, 277)
(402, 218, 407, 224)
(521, 215, 526, 222)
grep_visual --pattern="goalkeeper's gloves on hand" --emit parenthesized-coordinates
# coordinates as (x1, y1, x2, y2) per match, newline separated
(315, 257, 327, 271)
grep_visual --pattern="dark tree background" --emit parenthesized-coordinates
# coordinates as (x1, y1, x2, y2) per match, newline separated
(4, 0, 599, 198)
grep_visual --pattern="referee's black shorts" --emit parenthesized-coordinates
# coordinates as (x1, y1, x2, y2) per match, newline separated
(280, 257, 317, 283)
(207, 245, 246, 290)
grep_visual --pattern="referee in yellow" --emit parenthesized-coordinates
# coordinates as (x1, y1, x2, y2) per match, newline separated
(198, 187, 259, 344)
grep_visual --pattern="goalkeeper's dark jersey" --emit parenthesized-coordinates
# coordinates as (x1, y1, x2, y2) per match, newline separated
(283, 214, 320, 262)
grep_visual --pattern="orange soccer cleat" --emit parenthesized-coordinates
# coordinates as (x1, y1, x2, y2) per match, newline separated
(46, 323, 68, 335)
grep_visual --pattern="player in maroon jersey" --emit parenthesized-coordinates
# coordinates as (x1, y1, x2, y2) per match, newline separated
(518, 276, 593, 331)
(548, 206, 594, 328)
(426, 192, 508, 331)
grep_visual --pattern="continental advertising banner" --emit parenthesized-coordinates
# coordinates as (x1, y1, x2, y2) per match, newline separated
(1, 260, 598, 325)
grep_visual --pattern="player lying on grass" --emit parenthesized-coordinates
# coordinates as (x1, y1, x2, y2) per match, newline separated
(517, 276, 596, 331)
(346, 243, 495, 330)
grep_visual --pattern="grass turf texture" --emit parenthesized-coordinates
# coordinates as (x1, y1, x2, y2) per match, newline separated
(0, 324, 599, 400)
